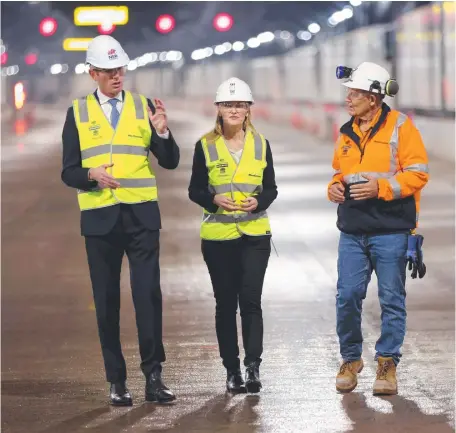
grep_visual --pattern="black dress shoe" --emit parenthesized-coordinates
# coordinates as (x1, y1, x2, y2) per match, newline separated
(110, 382, 132, 406)
(145, 371, 176, 403)
(226, 369, 246, 393)
(245, 363, 262, 393)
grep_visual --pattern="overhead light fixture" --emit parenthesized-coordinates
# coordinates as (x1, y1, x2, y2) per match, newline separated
(247, 37, 260, 48)
(214, 45, 226, 55)
(297, 30, 312, 41)
(203, 47, 214, 57)
(232, 41, 244, 51)
(50, 63, 62, 75)
(75, 63, 86, 74)
(74, 6, 129, 26)
(127, 60, 138, 70)
(191, 49, 206, 61)
(213, 13, 234, 32)
(257, 32, 275, 43)
(342, 6, 354, 19)
(63, 38, 92, 51)
(308, 23, 321, 34)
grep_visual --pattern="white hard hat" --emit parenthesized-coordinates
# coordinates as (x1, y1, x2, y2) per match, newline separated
(86, 35, 130, 69)
(214, 77, 254, 104)
(337, 61, 399, 97)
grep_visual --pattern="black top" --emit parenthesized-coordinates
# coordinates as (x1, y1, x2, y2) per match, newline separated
(61, 90, 180, 236)
(188, 138, 278, 215)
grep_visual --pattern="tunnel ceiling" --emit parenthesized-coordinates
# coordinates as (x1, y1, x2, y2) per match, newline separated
(1, 1, 430, 70)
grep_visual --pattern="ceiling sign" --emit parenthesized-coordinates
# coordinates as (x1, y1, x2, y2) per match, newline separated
(63, 38, 93, 51)
(74, 6, 129, 26)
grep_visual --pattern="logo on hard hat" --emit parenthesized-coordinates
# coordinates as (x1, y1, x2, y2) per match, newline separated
(107, 48, 118, 61)
(229, 82, 235, 95)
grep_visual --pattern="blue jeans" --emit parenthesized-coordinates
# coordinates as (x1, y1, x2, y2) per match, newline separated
(336, 232, 408, 365)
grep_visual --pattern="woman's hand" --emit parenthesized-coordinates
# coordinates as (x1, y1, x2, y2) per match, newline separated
(213, 194, 239, 212)
(240, 197, 258, 212)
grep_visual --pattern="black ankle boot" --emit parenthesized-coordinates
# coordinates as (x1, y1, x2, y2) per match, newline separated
(226, 369, 246, 393)
(245, 362, 262, 393)
(109, 382, 132, 406)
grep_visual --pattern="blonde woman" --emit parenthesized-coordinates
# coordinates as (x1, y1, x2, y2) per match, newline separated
(188, 77, 278, 394)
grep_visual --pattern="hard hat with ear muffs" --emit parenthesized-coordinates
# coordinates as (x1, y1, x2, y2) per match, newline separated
(336, 61, 399, 97)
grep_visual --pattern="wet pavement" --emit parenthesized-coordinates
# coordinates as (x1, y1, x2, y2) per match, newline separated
(1, 106, 455, 432)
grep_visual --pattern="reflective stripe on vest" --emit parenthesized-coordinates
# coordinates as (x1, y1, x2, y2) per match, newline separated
(343, 112, 430, 199)
(204, 210, 268, 224)
(206, 133, 263, 162)
(77, 178, 157, 194)
(81, 144, 148, 160)
(208, 183, 263, 195)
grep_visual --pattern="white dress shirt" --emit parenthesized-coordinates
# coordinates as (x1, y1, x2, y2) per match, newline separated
(96, 88, 170, 139)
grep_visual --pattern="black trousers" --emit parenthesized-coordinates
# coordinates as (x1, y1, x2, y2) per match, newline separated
(201, 235, 271, 371)
(84, 204, 165, 383)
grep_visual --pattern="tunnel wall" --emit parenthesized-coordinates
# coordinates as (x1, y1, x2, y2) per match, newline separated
(66, 2, 455, 161)
(2, 2, 454, 162)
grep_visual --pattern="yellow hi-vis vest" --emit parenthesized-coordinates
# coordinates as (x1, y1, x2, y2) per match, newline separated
(200, 130, 272, 241)
(73, 91, 156, 211)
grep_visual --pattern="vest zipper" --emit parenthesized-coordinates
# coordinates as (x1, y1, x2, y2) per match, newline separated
(223, 133, 248, 235)
(356, 130, 372, 163)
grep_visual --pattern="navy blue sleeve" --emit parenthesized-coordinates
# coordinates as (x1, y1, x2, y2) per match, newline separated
(146, 98, 180, 170)
(61, 106, 97, 191)
(188, 140, 219, 213)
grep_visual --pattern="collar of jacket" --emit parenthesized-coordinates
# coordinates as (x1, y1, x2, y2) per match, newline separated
(340, 102, 391, 146)
(92, 89, 126, 105)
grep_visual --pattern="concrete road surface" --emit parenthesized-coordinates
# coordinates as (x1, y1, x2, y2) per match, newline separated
(1, 106, 454, 433)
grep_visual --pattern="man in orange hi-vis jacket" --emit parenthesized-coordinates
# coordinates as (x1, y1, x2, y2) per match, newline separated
(327, 62, 429, 397)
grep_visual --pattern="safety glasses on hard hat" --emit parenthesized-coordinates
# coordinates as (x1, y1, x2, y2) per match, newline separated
(219, 102, 250, 110)
(345, 88, 369, 100)
(92, 66, 126, 77)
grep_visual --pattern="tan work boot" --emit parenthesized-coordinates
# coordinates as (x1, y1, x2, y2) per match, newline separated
(373, 356, 398, 395)
(336, 359, 364, 393)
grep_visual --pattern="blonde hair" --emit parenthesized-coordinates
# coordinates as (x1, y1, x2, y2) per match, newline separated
(201, 107, 258, 143)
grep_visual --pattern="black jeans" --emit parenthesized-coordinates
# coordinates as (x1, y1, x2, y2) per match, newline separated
(202, 235, 271, 371)
(85, 205, 165, 383)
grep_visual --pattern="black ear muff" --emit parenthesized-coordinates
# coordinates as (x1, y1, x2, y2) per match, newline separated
(385, 79, 399, 96)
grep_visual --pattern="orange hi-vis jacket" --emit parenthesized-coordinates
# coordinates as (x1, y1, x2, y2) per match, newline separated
(328, 103, 429, 235)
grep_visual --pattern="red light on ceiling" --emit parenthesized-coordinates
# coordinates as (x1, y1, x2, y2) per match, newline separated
(1, 52, 8, 65)
(213, 13, 233, 32)
(39, 17, 58, 36)
(25, 53, 38, 65)
(98, 23, 116, 35)
(156, 14, 175, 34)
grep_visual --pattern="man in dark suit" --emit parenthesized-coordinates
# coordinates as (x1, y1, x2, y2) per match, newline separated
(61, 35, 179, 406)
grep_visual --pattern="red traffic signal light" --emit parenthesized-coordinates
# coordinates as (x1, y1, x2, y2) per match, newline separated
(213, 13, 233, 32)
(25, 53, 38, 65)
(1, 52, 8, 65)
(156, 14, 175, 34)
(39, 17, 57, 36)
(98, 22, 116, 35)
